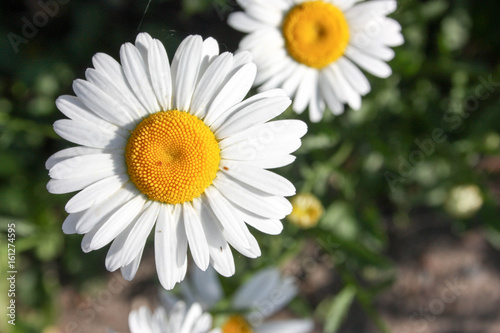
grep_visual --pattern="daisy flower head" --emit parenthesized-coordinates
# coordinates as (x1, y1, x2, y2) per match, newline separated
(46, 33, 307, 289)
(228, 0, 404, 122)
(288, 193, 323, 228)
(129, 301, 218, 333)
(171, 266, 314, 333)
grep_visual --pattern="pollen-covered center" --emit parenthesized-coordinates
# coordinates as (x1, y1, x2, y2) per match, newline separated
(126, 110, 220, 204)
(283, 0, 350, 69)
(221, 315, 254, 333)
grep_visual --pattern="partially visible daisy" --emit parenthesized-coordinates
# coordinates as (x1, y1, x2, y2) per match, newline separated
(288, 193, 323, 228)
(170, 266, 314, 333)
(129, 301, 218, 333)
(228, 0, 404, 121)
(46, 33, 306, 289)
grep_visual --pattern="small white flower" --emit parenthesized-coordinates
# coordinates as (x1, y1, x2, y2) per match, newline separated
(129, 301, 218, 333)
(228, 0, 404, 121)
(445, 184, 483, 219)
(171, 266, 314, 333)
(46, 33, 306, 289)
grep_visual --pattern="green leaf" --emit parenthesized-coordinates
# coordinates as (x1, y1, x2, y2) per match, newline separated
(323, 285, 356, 333)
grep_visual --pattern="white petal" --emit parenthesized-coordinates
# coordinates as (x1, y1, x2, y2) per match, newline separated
(88, 194, 146, 251)
(209, 88, 286, 132)
(76, 183, 138, 235)
(171, 35, 203, 112)
(148, 39, 172, 111)
(106, 216, 137, 271)
(120, 42, 161, 113)
(46, 146, 110, 170)
(72, 79, 136, 130)
(346, 0, 396, 21)
(254, 50, 290, 86)
(243, 154, 297, 169)
(319, 71, 344, 115)
(308, 79, 325, 122)
(192, 313, 212, 333)
(155, 204, 187, 290)
(118, 201, 160, 266)
(169, 301, 187, 332)
(259, 63, 296, 92)
(227, 12, 268, 33)
(240, 211, 283, 235)
(221, 135, 302, 162)
(135, 32, 154, 63)
(282, 64, 308, 97)
(215, 95, 291, 139)
(199, 37, 220, 79)
(324, 64, 362, 110)
(49, 153, 125, 180)
(256, 319, 314, 333)
(65, 174, 128, 213)
(222, 222, 261, 259)
(194, 199, 235, 277)
(191, 52, 234, 119)
(55, 95, 125, 133)
(204, 63, 257, 126)
(203, 187, 251, 249)
(92, 53, 149, 118)
(335, 0, 363, 11)
(84, 69, 144, 121)
(213, 173, 291, 219)
(345, 46, 392, 78)
(47, 173, 123, 195)
(218, 161, 295, 196)
(129, 306, 152, 333)
(62, 211, 83, 234)
(219, 119, 307, 150)
(121, 246, 144, 281)
(292, 69, 317, 114)
(263, 276, 299, 316)
(232, 268, 280, 309)
(244, 1, 282, 26)
(180, 303, 203, 333)
(336, 57, 371, 95)
(183, 202, 210, 271)
(53, 119, 128, 149)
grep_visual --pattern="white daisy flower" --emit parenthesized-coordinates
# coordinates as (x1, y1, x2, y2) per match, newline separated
(46, 33, 306, 289)
(168, 266, 314, 333)
(129, 301, 218, 333)
(228, 0, 404, 121)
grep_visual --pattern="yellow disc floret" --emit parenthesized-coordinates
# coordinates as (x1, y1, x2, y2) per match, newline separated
(126, 110, 220, 204)
(222, 315, 254, 333)
(283, 0, 350, 69)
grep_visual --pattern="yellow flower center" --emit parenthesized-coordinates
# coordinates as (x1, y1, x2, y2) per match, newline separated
(221, 315, 254, 333)
(125, 110, 220, 204)
(282, 0, 350, 69)
(288, 193, 324, 228)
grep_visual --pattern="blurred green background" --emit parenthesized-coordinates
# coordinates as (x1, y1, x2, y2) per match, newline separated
(1, 0, 500, 332)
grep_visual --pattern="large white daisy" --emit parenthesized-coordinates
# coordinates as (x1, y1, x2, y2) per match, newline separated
(228, 0, 404, 121)
(129, 301, 218, 333)
(46, 33, 306, 289)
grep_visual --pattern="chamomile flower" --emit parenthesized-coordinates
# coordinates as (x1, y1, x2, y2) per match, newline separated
(129, 301, 218, 333)
(46, 33, 306, 289)
(228, 0, 404, 121)
(171, 266, 314, 333)
(288, 193, 323, 228)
